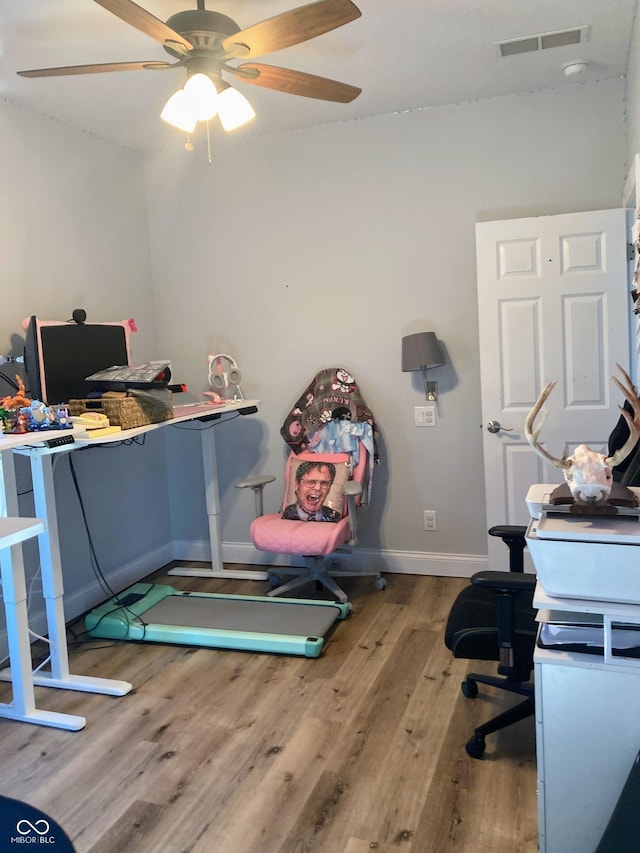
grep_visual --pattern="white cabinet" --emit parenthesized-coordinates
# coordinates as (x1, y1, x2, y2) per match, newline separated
(534, 587, 640, 853)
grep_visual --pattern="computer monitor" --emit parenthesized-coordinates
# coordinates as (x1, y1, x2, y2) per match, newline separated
(23, 315, 132, 406)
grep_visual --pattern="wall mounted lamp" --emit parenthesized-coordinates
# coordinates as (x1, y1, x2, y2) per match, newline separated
(402, 331, 446, 401)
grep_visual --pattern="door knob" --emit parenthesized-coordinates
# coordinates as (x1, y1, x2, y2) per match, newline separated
(486, 420, 513, 433)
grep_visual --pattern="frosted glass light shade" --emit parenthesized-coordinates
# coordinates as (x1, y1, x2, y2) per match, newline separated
(183, 73, 219, 121)
(217, 86, 256, 131)
(160, 89, 197, 133)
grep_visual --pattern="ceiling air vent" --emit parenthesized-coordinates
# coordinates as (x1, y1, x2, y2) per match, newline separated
(497, 25, 589, 58)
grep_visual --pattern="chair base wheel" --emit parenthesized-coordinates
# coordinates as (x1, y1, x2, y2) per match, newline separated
(267, 572, 281, 589)
(466, 734, 486, 759)
(374, 577, 387, 590)
(461, 679, 478, 699)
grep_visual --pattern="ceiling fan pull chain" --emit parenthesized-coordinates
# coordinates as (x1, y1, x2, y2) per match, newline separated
(206, 120, 212, 166)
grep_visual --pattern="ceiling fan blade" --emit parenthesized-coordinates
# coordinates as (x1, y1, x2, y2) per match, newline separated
(222, 0, 361, 59)
(236, 63, 361, 103)
(93, 0, 193, 50)
(18, 61, 173, 78)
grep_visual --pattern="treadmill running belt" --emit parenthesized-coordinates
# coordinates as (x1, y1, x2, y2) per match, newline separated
(145, 595, 339, 637)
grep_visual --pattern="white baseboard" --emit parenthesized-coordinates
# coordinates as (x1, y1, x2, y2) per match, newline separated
(172, 540, 488, 579)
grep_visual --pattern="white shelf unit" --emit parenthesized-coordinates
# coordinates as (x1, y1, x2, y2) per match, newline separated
(534, 585, 640, 853)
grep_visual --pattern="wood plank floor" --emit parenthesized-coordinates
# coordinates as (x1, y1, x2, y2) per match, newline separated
(0, 567, 538, 853)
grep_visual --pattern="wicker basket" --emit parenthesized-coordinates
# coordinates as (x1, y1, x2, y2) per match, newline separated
(69, 390, 173, 430)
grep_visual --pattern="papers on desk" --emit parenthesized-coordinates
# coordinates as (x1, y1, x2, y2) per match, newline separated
(535, 513, 640, 545)
(539, 610, 640, 652)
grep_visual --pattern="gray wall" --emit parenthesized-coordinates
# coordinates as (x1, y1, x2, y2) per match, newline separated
(0, 96, 172, 652)
(146, 77, 626, 572)
(0, 73, 630, 659)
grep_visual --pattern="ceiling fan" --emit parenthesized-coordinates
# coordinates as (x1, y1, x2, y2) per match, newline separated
(17, 0, 362, 138)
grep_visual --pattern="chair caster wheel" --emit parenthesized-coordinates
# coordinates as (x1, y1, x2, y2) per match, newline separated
(465, 734, 486, 759)
(461, 679, 478, 699)
(267, 572, 281, 589)
(374, 577, 387, 590)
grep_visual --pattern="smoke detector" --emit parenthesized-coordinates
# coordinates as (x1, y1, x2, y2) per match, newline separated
(562, 61, 589, 77)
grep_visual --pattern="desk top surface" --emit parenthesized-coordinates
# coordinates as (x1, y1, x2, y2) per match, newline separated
(1, 400, 260, 452)
(0, 516, 46, 547)
(0, 427, 85, 452)
(74, 398, 260, 446)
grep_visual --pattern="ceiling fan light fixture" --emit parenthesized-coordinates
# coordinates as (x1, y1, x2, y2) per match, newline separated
(183, 72, 219, 121)
(160, 89, 198, 133)
(217, 83, 256, 132)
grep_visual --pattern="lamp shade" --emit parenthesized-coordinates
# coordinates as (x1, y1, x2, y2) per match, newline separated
(217, 84, 256, 131)
(160, 89, 198, 133)
(402, 332, 445, 371)
(183, 73, 219, 121)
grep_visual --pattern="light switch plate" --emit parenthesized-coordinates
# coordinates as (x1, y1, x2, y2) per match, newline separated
(414, 405, 436, 427)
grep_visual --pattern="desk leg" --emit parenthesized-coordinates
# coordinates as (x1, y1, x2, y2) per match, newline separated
(0, 452, 85, 730)
(0, 451, 131, 697)
(30, 453, 132, 695)
(169, 425, 268, 581)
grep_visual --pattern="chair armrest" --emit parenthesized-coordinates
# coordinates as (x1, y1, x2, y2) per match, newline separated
(471, 570, 536, 593)
(343, 481, 363, 545)
(488, 524, 528, 573)
(344, 481, 363, 496)
(472, 570, 537, 676)
(236, 475, 276, 490)
(488, 524, 527, 539)
(235, 474, 276, 517)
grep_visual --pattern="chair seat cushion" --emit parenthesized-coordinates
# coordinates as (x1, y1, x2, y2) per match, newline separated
(251, 513, 351, 556)
(444, 584, 537, 662)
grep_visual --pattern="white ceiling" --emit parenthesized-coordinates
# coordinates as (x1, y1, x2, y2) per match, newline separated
(0, 0, 637, 152)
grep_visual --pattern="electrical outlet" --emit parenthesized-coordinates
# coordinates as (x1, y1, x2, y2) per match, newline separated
(423, 510, 437, 531)
(414, 405, 436, 427)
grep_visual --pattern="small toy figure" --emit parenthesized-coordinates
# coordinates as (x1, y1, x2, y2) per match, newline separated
(13, 412, 28, 434)
(0, 375, 31, 410)
(0, 407, 13, 433)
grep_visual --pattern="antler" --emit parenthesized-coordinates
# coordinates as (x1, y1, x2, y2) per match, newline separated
(606, 363, 640, 468)
(526, 365, 640, 472)
(524, 380, 571, 469)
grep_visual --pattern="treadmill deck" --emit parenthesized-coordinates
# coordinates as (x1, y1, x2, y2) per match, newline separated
(86, 583, 351, 658)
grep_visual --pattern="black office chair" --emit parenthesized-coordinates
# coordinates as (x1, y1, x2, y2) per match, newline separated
(444, 525, 538, 758)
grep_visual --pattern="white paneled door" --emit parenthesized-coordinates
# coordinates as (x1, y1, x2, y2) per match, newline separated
(476, 208, 631, 570)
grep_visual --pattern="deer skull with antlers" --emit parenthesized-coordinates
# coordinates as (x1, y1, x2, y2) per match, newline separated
(525, 365, 640, 503)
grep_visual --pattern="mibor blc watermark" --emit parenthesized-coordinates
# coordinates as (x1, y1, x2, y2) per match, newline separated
(10, 818, 56, 844)
(0, 795, 75, 851)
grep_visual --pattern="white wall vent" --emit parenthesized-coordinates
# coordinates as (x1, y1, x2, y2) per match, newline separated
(497, 25, 590, 58)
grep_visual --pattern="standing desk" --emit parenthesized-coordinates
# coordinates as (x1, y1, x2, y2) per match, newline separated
(0, 515, 69, 728)
(0, 399, 264, 729)
(162, 400, 268, 582)
(0, 430, 125, 731)
(71, 399, 268, 580)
